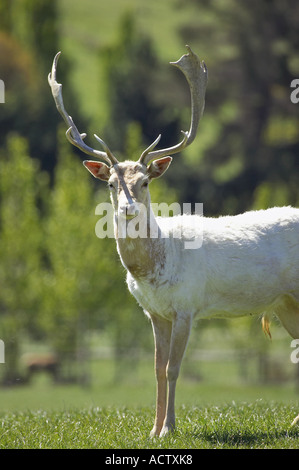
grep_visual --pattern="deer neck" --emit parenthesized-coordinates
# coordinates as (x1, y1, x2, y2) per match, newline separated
(114, 206, 164, 279)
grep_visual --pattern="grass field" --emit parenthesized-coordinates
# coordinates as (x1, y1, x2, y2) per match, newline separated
(0, 356, 298, 449)
(1, 323, 299, 449)
(1, 402, 299, 449)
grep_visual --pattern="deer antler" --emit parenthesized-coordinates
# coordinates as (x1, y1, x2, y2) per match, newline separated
(48, 52, 119, 166)
(138, 45, 208, 166)
(49, 47, 207, 168)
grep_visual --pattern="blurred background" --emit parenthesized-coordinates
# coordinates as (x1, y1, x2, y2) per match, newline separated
(0, 0, 299, 412)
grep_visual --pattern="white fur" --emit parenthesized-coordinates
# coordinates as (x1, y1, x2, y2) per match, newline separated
(128, 207, 299, 321)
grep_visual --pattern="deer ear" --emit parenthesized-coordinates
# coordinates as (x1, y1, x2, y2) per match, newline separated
(83, 160, 110, 181)
(147, 156, 172, 179)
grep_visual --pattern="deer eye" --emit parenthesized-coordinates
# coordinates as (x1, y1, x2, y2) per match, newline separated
(141, 180, 149, 188)
(108, 182, 115, 190)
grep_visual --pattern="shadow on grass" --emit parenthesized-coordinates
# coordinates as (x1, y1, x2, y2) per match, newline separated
(188, 426, 299, 448)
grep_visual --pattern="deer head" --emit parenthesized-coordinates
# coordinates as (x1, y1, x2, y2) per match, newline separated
(48, 46, 208, 221)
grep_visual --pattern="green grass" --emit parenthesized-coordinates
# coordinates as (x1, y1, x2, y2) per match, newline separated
(0, 356, 298, 449)
(1, 324, 298, 448)
(1, 402, 299, 449)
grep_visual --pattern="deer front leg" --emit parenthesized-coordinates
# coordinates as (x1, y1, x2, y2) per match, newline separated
(160, 314, 192, 437)
(149, 314, 172, 438)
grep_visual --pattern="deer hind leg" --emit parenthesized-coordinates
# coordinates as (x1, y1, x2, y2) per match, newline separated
(275, 295, 299, 426)
(149, 313, 172, 438)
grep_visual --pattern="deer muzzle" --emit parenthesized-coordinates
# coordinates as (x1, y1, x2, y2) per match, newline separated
(118, 202, 141, 220)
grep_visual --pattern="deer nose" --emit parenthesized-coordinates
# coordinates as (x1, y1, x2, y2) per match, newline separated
(119, 202, 140, 220)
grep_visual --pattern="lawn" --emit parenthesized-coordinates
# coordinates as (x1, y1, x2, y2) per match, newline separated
(0, 356, 298, 449)
(1, 402, 299, 449)
(1, 322, 299, 449)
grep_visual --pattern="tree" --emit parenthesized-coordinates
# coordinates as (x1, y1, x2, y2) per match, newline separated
(0, 0, 77, 173)
(174, 0, 299, 215)
(0, 134, 45, 383)
(0, 0, 12, 32)
(99, 12, 181, 156)
(42, 128, 103, 381)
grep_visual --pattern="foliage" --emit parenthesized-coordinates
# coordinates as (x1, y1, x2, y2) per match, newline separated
(14, 0, 59, 72)
(99, 12, 181, 156)
(173, 0, 299, 214)
(42, 128, 100, 362)
(0, 0, 76, 173)
(94, 1, 299, 215)
(0, 135, 46, 382)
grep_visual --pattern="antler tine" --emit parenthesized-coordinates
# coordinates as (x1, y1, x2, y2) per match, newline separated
(48, 52, 118, 166)
(138, 45, 208, 166)
(139, 134, 162, 161)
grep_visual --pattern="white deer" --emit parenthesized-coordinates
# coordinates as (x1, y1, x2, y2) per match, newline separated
(49, 46, 299, 437)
